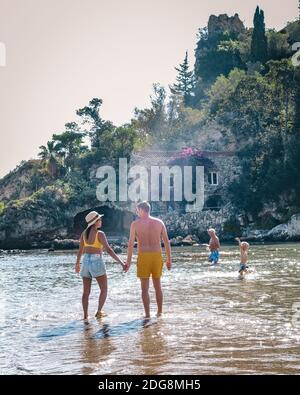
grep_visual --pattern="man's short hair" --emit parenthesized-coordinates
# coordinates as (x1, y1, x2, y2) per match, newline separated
(137, 201, 151, 213)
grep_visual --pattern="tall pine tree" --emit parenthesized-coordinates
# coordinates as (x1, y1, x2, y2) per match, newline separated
(251, 6, 268, 63)
(288, 67, 300, 201)
(170, 51, 195, 106)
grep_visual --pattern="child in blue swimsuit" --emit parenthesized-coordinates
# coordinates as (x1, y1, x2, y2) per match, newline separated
(235, 237, 250, 276)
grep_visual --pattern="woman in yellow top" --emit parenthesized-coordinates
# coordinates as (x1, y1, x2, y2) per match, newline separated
(75, 211, 125, 320)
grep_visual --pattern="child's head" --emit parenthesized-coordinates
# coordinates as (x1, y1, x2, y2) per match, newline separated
(208, 228, 216, 237)
(241, 241, 249, 251)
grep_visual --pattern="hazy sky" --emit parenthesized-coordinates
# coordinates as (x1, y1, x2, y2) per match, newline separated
(0, 0, 298, 178)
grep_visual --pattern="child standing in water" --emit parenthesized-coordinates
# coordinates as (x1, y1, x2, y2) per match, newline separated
(203, 228, 220, 264)
(235, 237, 250, 276)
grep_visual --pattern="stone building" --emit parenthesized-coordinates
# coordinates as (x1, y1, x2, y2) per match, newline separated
(207, 13, 245, 38)
(129, 149, 241, 214)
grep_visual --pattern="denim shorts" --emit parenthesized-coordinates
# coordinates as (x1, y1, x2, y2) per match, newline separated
(80, 254, 106, 279)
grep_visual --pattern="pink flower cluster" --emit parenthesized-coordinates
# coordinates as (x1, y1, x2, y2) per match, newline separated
(176, 147, 205, 159)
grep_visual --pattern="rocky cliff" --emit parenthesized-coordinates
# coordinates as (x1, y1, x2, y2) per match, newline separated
(207, 13, 245, 38)
(245, 214, 300, 242)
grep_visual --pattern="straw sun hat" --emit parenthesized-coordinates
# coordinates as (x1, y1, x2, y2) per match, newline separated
(85, 211, 104, 227)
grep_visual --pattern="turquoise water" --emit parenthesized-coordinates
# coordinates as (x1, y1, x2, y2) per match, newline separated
(0, 244, 299, 375)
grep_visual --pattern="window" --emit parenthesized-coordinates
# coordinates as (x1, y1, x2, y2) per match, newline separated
(208, 172, 218, 186)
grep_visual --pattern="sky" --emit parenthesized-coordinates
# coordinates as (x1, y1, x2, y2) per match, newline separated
(0, 0, 298, 178)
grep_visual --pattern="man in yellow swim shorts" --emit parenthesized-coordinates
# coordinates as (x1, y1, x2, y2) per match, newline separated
(125, 201, 172, 318)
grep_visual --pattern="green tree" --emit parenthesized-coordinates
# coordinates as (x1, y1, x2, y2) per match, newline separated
(267, 30, 290, 61)
(97, 124, 138, 160)
(133, 83, 168, 144)
(286, 67, 300, 205)
(76, 98, 114, 149)
(170, 51, 195, 106)
(194, 27, 245, 83)
(251, 6, 268, 63)
(38, 141, 60, 177)
(203, 60, 299, 215)
(52, 122, 88, 169)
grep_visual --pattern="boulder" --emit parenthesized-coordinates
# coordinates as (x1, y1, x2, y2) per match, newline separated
(182, 235, 197, 246)
(266, 214, 300, 241)
(170, 237, 182, 247)
(242, 214, 300, 242)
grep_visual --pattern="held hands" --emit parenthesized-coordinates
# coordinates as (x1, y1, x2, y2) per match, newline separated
(124, 261, 131, 273)
(119, 260, 127, 272)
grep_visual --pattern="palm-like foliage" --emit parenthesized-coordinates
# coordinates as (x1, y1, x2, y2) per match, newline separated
(38, 141, 60, 177)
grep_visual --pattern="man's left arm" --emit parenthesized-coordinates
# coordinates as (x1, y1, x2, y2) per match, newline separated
(161, 223, 172, 270)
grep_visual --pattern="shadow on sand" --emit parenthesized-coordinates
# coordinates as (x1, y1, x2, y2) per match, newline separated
(37, 320, 84, 340)
(92, 318, 157, 339)
(37, 318, 157, 341)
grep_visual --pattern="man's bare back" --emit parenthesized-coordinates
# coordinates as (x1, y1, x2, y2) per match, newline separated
(132, 216, 164, 253)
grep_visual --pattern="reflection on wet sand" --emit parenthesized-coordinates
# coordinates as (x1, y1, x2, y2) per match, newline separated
(132, 319, 171, 375)
(80, 321, 116, 375)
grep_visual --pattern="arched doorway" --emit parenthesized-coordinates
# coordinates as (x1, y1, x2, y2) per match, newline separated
(73, 206, 135, 238)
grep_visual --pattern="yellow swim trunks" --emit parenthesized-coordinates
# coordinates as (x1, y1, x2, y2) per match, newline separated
(137, 252, 164, 279)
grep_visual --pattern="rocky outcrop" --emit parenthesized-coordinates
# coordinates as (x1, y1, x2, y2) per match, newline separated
(269, 214, 300, 240)
(244, 214, 300, 242)
(169, 235, 200, 246)
(0, 160, 45, 202)
(161, 209, 300, 243)
(208, 13, 245, 38)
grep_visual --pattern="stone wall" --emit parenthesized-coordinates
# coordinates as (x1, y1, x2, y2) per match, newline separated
(159, 204, 238, 241)
(202, 152, 240, 208)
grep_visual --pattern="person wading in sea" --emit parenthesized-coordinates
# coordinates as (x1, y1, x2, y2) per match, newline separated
(125, 201, 172, 318)
(75, 211, 125, 320)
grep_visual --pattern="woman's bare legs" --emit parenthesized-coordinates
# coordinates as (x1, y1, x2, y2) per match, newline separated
(95, 274, 108, 315)
(82, 277, 92, 320)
